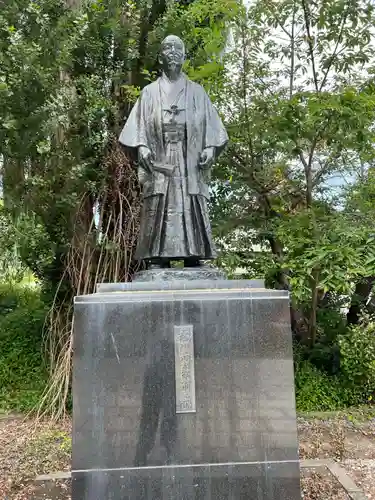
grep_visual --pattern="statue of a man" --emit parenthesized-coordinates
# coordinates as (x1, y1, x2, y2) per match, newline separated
(119, 35, 228, 268)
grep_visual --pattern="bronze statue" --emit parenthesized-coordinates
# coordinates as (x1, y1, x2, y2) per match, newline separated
(119, 35, 228, 268)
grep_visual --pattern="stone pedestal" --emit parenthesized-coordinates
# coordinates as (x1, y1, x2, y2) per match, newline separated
(72, 280, 301, 499)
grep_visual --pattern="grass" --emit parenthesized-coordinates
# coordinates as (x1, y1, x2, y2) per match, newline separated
(298, 405, 375, 423)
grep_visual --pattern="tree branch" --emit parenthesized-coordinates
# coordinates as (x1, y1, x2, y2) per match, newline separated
(264, 0, 293, 39)
(301, 0, 319, 92)
(289, 0, 296, 99)
(239, 21, 256, 174)
(298, 148, 313, 206)
(254, 74, 277, 97)
(298, 149, 309, 171)
(319, 11, 348, 91)
(312, 150, 342, 187)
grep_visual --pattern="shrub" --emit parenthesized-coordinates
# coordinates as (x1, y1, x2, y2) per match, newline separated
(316, 296, 348, 343)
(294, 318, 375, 412)
(0, 283, 48, 412)
(295, 359, 346, 412)
(338, 321, 375, 404)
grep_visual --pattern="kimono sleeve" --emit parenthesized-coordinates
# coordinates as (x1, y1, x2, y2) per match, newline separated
(118, 89, 149, 149)
(203, 91, 229, 156)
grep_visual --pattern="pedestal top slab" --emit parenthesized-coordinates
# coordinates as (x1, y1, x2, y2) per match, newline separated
(76, 284, 288, 303)
(96, 278, 266, 293)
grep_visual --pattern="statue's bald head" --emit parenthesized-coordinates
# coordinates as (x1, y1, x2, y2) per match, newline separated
(161, 35, 185, 54)
(159, 35, 186, 76)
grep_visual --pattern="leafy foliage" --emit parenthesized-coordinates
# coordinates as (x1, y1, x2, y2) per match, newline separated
(338, 320, 375, 400)
(0, 0, 239, 414)
(0, 204, 29, 284)
(212, 0, 375, 346)
(0, 284, 48, 412)
(0, 0, 238, 295)
(295, 359, 345, 412)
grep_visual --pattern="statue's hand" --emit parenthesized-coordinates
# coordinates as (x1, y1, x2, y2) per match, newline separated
(138, 146, 153, 172)
(199, 147, 215, 169)
(138, 167, 148, 185)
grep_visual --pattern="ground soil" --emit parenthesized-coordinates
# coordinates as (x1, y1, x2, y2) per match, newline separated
(344, 460, 375, 500)
(0, 415, 71, 499)
(301, 471, 350, 499)
(299, 410, 375, 499)
(0, 410, 374, 499)
(298, 413, 375, 461)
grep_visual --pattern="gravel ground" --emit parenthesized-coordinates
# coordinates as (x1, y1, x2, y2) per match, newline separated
(301, 471, 349, 499)
(0, 416, 71, 499)
(9, 479, 72, 500)
(298, 415, 375, 460)
(0, 413, 374, 499)
(343, 459, 375, 500)
(298, 413, 375, 499)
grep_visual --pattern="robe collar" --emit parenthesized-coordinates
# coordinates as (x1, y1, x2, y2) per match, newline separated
(160, 71, 186, 86)
(159, 72, 186, 106)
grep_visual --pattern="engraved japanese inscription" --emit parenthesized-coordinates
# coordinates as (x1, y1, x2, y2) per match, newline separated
(174, 325, 196, 413)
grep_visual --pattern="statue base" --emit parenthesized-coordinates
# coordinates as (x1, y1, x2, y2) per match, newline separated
(72, 280, 300, 499)
(133, 266, 227, 282)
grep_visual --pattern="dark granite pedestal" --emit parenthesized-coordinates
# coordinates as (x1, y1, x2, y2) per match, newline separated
(72, 280, 301, 499)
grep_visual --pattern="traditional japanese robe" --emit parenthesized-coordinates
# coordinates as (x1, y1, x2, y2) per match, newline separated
(119, 73, 228, 261)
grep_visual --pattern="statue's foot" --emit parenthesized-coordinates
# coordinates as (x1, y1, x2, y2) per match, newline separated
(184, 258, 201, 267)
(149, 258, 171, 269)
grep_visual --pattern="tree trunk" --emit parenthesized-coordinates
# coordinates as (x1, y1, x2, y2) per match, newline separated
(347, 277, 375, 325)
(308, 269, 319, 347)
(266, 233, 308, 341)
(2, 156, 24, 216)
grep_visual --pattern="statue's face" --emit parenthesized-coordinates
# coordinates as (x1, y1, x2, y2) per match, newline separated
(160, 36, 185, 73)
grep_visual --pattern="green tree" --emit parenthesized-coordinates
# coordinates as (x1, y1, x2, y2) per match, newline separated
(340, 164, 375, 325)
(212, 0, 375, 344)
(0, 0, 238, 415)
